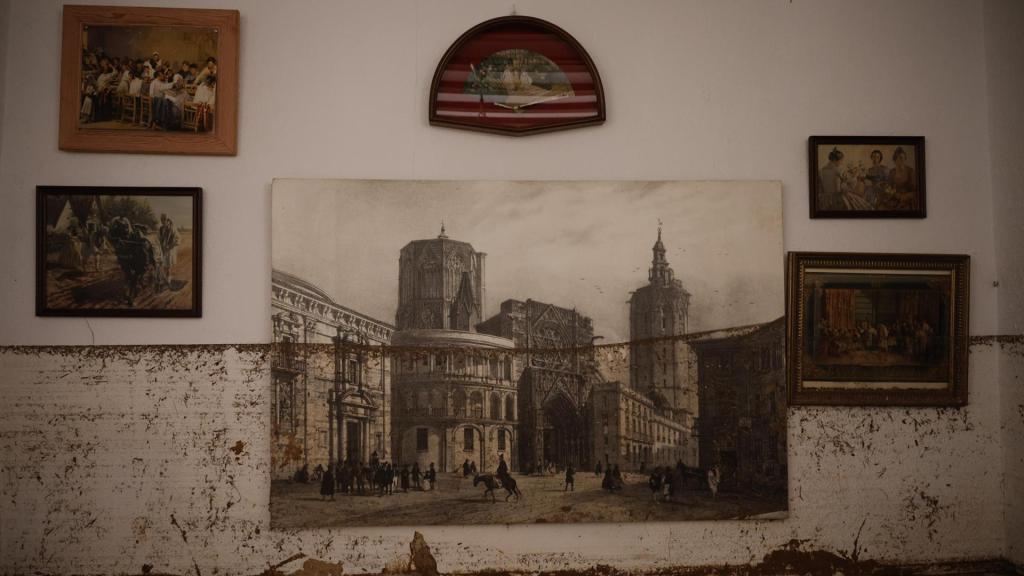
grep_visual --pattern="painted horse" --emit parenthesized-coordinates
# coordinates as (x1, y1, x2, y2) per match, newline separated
(473, 473, 522, 502)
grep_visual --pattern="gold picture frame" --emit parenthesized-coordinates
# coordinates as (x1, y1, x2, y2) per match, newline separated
(787, 252, 969, 406)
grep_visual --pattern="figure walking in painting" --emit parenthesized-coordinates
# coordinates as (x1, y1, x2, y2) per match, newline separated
(411, 462, 422, 491)
(158, 214, 179, 286)
(375, 464, 387, 497)
(60, 218, 86, 271)
(356, 464, 367, 494)
(564, 463, 575, 492)
(320, 466, 335, 501)
(707, 465, 721, 500)
(294, 464, 309, 484)
(426, 462, 437, 491)
(85, 218, 108, 273)
(612, 464, 624, 491)
(338, 462, 351, 494)
(648, 467, 664, 502)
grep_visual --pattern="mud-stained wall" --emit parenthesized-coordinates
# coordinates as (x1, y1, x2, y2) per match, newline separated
(0, 343, 1009, 575)
(997, 341, 1024, 564)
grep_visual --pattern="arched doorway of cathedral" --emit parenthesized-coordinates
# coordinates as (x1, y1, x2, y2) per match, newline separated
(453, 424, 484, 475)
(489, 426, 515, 473)
(541, 391, 587, 471)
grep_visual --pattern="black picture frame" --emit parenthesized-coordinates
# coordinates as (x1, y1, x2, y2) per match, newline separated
(808, 136, 926, 218)
(36, 186, 202, 317)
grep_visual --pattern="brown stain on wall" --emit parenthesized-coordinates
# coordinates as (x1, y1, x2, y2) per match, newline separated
(246, 534, 1015, 576)
(2, 337, 1020, 576)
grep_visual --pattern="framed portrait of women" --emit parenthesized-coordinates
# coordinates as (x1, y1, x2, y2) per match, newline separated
(808, 136, 926, 218)
(58, 6, 239, 155)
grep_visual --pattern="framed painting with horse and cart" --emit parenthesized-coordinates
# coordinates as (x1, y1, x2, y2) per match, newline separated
(36, 186, 202, 317)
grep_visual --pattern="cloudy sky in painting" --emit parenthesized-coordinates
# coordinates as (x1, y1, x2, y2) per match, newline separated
(146, 196, 193, 229)
(272, 180, 783, 343)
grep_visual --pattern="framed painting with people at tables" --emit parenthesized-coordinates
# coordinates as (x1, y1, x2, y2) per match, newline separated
(808, 136, 925, 218)
(58, 5, 239, 155)
(36, 186, 202, 317)
(786, 252, 968, 407)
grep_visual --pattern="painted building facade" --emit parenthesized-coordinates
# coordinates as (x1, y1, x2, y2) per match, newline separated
(390, 229, 518, 473)
(691, 318, 787, 492)
(590, 380, 692, 470)
(478, 299, 600, 473)
(270, 269, 393, 480)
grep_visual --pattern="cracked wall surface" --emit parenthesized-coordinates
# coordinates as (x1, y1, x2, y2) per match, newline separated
(0, 342, 1010, 575)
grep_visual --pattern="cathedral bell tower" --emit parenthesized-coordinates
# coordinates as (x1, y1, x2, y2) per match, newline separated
(628, 225, 691, 413)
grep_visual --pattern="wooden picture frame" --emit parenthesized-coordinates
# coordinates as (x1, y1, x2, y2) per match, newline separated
(787, 252, 969, 406)
(808, 136, 925, 218)
(37, 186, 202, 317)
(59, 5, 239, 155)
(429, 15, 605, 136)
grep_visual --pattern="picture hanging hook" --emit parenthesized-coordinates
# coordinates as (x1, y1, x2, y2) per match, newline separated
(511, 4, 517, 15)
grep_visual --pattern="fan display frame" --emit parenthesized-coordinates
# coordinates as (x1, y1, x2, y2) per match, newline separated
(428, 15, 606, 136)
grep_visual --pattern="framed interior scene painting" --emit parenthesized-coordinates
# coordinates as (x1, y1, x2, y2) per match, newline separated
(37, 186, 202, 317)
(271, 180, 787, 527)
(429, 16, 605, 136)
(787, 252, 969, 407)
(808, 136, 925, 218)
(59, 5, 239, 155)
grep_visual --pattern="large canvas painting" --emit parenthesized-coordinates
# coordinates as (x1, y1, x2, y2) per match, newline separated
(270, 180, 786, 526)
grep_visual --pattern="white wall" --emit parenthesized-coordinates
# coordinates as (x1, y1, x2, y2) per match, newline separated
(0, 0, 9, 164)
(0, 0, 1001, 346)
(982, 0, 1024, 565)
(0, 0, 1021, 573)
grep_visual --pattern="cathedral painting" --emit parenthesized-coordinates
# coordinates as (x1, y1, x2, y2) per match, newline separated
(271, 179, 786, 527)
